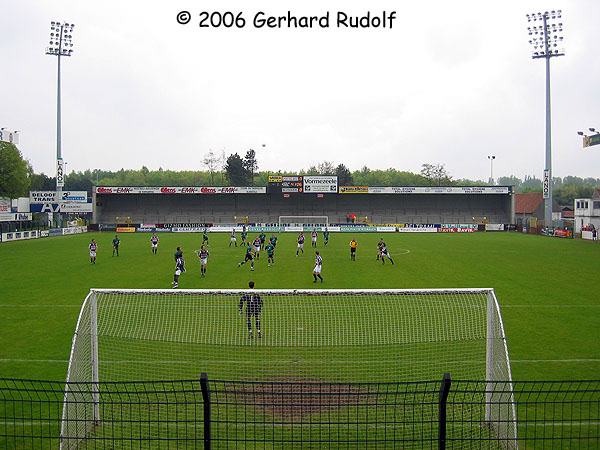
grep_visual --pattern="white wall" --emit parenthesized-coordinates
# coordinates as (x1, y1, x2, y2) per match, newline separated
(574, 198, 600, 233)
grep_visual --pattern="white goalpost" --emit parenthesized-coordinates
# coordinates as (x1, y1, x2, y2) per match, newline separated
(60, 288, 517, 448)
(278, 216, 329, 228)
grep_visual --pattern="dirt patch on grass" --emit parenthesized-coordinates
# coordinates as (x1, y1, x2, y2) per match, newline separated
(218, 378, 374, 420)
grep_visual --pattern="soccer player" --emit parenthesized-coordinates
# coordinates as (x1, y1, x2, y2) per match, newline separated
(112, 235, 120, 256)
(313, 251, 323, 283)
(311, 229, 318, 248)
(241, 228, 248, 246)
(323, 228, 330, 246)
(150, 234, 159, 254)
(269, 234, 278, 248)
(239, 281, 262, 338)
(174, 246, 183, 261)
(229, 228, 237, 247)
(173, 250, 186, 288)
(376, 238, 385, 261)
(265, 240, 275, 266)
(380, 243, 395, 265)
(349, 238, 358, 261)
(89, 239, 97, 264)
(252, 236, 261, 260)
(197, 245, 209, 277)
(296, 232, 305, 256)
(202, 228, 209, 246)
(238, 243, 255, 271)
(259, 232, 267, 250)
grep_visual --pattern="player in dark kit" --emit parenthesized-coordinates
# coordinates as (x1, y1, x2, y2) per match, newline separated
(259, 232, 267, 250)
(252, 236, 261, 260)
(172, 250, 186, 288)
(197, 245, 209, 277)
(265, 241, 275, 267)
(150, 234, 159, 254)
(89, 239, 97, 264)
(238, 244, 255, 271)
(323, 228, 330, 246)
(313, 251, 323, 283)
(376, 238, 385, 260)
(239, 281, 262, 338)
(174, 246, 183, 261)
(269, 234, 278, 248)
(296, 232, 305, 256)
(380, 243, 395, 265)
(112, 235, 120, 256)
(202, 228, 209, 246)
(241, 229, 248, 245)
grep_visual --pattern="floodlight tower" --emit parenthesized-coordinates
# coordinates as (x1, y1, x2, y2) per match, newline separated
(526, 10, 564, 226)
(487, 155, 496, 185)
(46, 21, 75, 226)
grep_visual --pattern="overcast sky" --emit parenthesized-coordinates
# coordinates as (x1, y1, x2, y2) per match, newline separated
(1, 0, 598, 182)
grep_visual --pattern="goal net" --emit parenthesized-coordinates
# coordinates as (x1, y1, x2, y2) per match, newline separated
(60, 289, 516, 447)
(278, 216, 329, 228)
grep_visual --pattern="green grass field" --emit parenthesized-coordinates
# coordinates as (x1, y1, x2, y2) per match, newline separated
(0, 231, 599, 448)
(0, 230, 598, 382)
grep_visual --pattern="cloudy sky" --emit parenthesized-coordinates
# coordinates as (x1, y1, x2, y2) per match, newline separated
(1, 0, 598, 181)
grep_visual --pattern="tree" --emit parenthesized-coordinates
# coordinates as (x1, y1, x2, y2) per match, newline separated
(0, 142, 30, 198)
(30, 172, 55, 191)
(335, 164, 353, 186)
(421, 163, 452, 186)
(202, 150, 220, 185)
(420, 164, 436, 185)
(243, 149, 258, 186)
(317, 161, 335, 175)
(225, 153, 250, 186)
(432, 164, 452, 186)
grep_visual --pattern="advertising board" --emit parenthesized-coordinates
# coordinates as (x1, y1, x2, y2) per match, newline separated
(0, 198, 10, 213)
(95, 186, 266, 194)
(30, 191, 58, 203)
(60, 191, 88, 202)
(116, 227, 136, 233)
(303, 176, 338, 193)
(60, 203, 93, 213)
(368, 186, 510, 194)
(339, 186, 368, 194)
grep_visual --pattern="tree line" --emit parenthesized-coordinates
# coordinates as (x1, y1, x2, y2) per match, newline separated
(1, 141, 599, 207)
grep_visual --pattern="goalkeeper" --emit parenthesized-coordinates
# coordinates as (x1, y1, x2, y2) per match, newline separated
(239, 281, 262, 338)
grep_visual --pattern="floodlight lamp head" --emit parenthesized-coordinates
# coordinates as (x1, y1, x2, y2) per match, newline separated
(577, 131, 584, 136)
(590, 128, 596, 133)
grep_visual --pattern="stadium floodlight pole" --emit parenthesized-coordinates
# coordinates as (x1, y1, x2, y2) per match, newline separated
(487, 155, 495, 185)
(46, 20, 75, 226)
(526, 10, 564, 226)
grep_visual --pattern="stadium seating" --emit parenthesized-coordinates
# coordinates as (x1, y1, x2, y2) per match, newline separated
(96, 193, 512, 225)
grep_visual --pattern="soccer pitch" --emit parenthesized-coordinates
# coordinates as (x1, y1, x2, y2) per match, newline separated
(0, 231, 599, 382)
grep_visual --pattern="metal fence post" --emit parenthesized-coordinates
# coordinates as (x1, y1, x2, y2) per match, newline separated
(438, 373, 452, 450)
(200, 372, 211, 450)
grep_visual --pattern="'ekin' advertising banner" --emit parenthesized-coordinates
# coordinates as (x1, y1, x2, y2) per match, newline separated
(95, 186, 266, 194)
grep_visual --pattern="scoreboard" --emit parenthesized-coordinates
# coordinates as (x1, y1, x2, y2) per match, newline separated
(268, 175, 338, 194)
(268, 175, 303, 194)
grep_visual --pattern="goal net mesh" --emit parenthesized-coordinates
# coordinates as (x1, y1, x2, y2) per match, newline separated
(61, 289, 516, 447)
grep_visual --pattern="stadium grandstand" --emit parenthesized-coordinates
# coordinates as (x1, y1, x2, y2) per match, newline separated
(92, 185, 514, 226)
